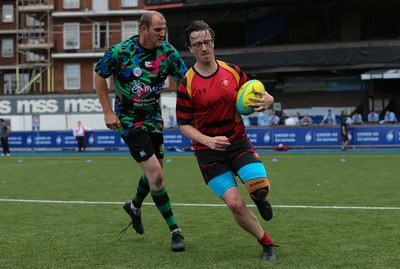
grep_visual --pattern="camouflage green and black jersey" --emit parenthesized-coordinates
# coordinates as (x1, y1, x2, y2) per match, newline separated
(94, 35, 187, 135)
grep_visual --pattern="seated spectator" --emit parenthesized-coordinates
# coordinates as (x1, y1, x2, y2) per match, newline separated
(367, 111, 379, 124)
(340, 110, 353, 125)
(300, 114, 313, 126)
(381, 110, 398, 124)
(351, 113, 364, 125)
(285, 114, 300, 126)
(278, 112, 287, 125)
(166, 115, 177, 128)
(260, 110, 279, 126)
(346, 116, 353, 125)
(257, 112, 268, 126)
(320, 109, 336, 125)
(295, 112, 302, 122)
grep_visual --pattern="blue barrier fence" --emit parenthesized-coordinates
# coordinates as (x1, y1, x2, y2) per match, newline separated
(7, 125, 400, 149)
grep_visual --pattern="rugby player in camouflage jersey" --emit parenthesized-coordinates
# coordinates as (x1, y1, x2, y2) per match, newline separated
(94, 10, 187, 252)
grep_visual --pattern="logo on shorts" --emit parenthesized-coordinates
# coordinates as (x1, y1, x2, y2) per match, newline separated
(139, 150, 146, 157)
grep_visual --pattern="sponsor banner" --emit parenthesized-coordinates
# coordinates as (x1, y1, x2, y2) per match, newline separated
(245, 126, 400, 147)
(0, 94, 113, 115)
(7, 125, 400, 149)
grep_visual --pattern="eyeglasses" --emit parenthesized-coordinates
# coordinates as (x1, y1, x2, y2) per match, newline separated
(190, 39, 214, 50)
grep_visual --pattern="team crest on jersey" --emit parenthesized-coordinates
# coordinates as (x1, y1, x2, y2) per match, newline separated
(145, 61, 153, 68)
(133, 67, 142, 77)
(221, 79, 230, 89)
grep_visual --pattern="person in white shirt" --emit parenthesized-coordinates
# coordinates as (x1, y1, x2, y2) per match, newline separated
(73, 121, 90, 152)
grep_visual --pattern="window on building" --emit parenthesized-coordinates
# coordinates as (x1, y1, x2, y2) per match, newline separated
(93, 22, 109, 49)
(63, 0, 79, 9)
(1, 39, 13, 58)
(122, 21, 139, 41)
(3, 73, 30, 95)
(93, 63, 110, 90)
(2, 4, 13, 23)
(27, 52, 45, 62)
(93, 0, 108, 11)
(122, 0, 138, 7)
(63, 23, 80, 50)
(64, 64, 81, 90)
(26, 15, 43, 27)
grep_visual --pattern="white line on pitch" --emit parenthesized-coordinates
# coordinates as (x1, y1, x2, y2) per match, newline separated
(0, 198, 399, 210)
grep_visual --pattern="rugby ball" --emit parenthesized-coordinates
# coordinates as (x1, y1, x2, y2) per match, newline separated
(236, 79, 265, 115)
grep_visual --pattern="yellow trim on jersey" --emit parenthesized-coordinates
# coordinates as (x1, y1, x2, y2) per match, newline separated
(184, 68, 196, 100)
(185, 60, 241, 100)
(216, 60, 240, 84)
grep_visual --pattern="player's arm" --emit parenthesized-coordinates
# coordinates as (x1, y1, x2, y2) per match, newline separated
(179, 124, 230, 151)
(94, 73, 120, 130)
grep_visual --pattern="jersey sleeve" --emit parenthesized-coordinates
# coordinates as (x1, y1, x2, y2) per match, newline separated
(94, 44, 120, 78)
(227, 62, 248, 88)
(166, 43, 188, 81)
(176, 76, 194, 126)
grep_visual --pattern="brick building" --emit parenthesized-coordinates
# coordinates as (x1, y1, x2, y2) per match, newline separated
(0, 0, 155, 95)
(1, 0, 400, 118)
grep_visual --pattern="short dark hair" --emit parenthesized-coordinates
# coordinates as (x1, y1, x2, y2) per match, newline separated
(185, 20, 215, 49)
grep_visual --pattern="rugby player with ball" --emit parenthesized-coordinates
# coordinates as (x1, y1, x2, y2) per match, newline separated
(176, 20, 277, 261)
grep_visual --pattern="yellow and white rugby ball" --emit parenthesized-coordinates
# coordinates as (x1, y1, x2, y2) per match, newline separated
(236, 79, 265, 115)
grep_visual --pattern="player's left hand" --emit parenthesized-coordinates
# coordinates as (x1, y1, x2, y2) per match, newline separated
(248, 91, 274, 112)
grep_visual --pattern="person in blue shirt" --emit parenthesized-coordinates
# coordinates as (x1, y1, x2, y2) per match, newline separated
(320, 109, 336, 125)
(257, 112, 268, 126)
(265, 110, 279, 126)
(166, 115, 177, 128)
(367, 111, 379, 124)
(381, 111, 398, 124)
(351, 113, 364, 125)
(300, 114, 313, 126)
(242, 115, 251, 127)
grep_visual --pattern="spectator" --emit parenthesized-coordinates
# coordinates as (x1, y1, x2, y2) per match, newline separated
(284, 114, 299, 126)
(351, 113, 364, 125)
(381, 110, 398, 124)
(340, 115, 349, 151)
(242, 115, 251, 127)
(266, 110, 280, 126)
(295, 112, 302, 121)
(257, 112, 268, 126)
(320, 109, 336, 125)
(166, 115, 177, 129)
(367, 111, 379, 124)
(300, 114, 313, 126)
(0, 118, 11, 157)
(73, 121, 90, 152)
(278, 112, 287, 125)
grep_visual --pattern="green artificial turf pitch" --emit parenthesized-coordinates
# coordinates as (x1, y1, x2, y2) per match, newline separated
(0, 152, 399, 269)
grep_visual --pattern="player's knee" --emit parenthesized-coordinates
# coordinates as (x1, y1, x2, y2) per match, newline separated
(244, 177, 270, 201)
(225, 196, 246, 215)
